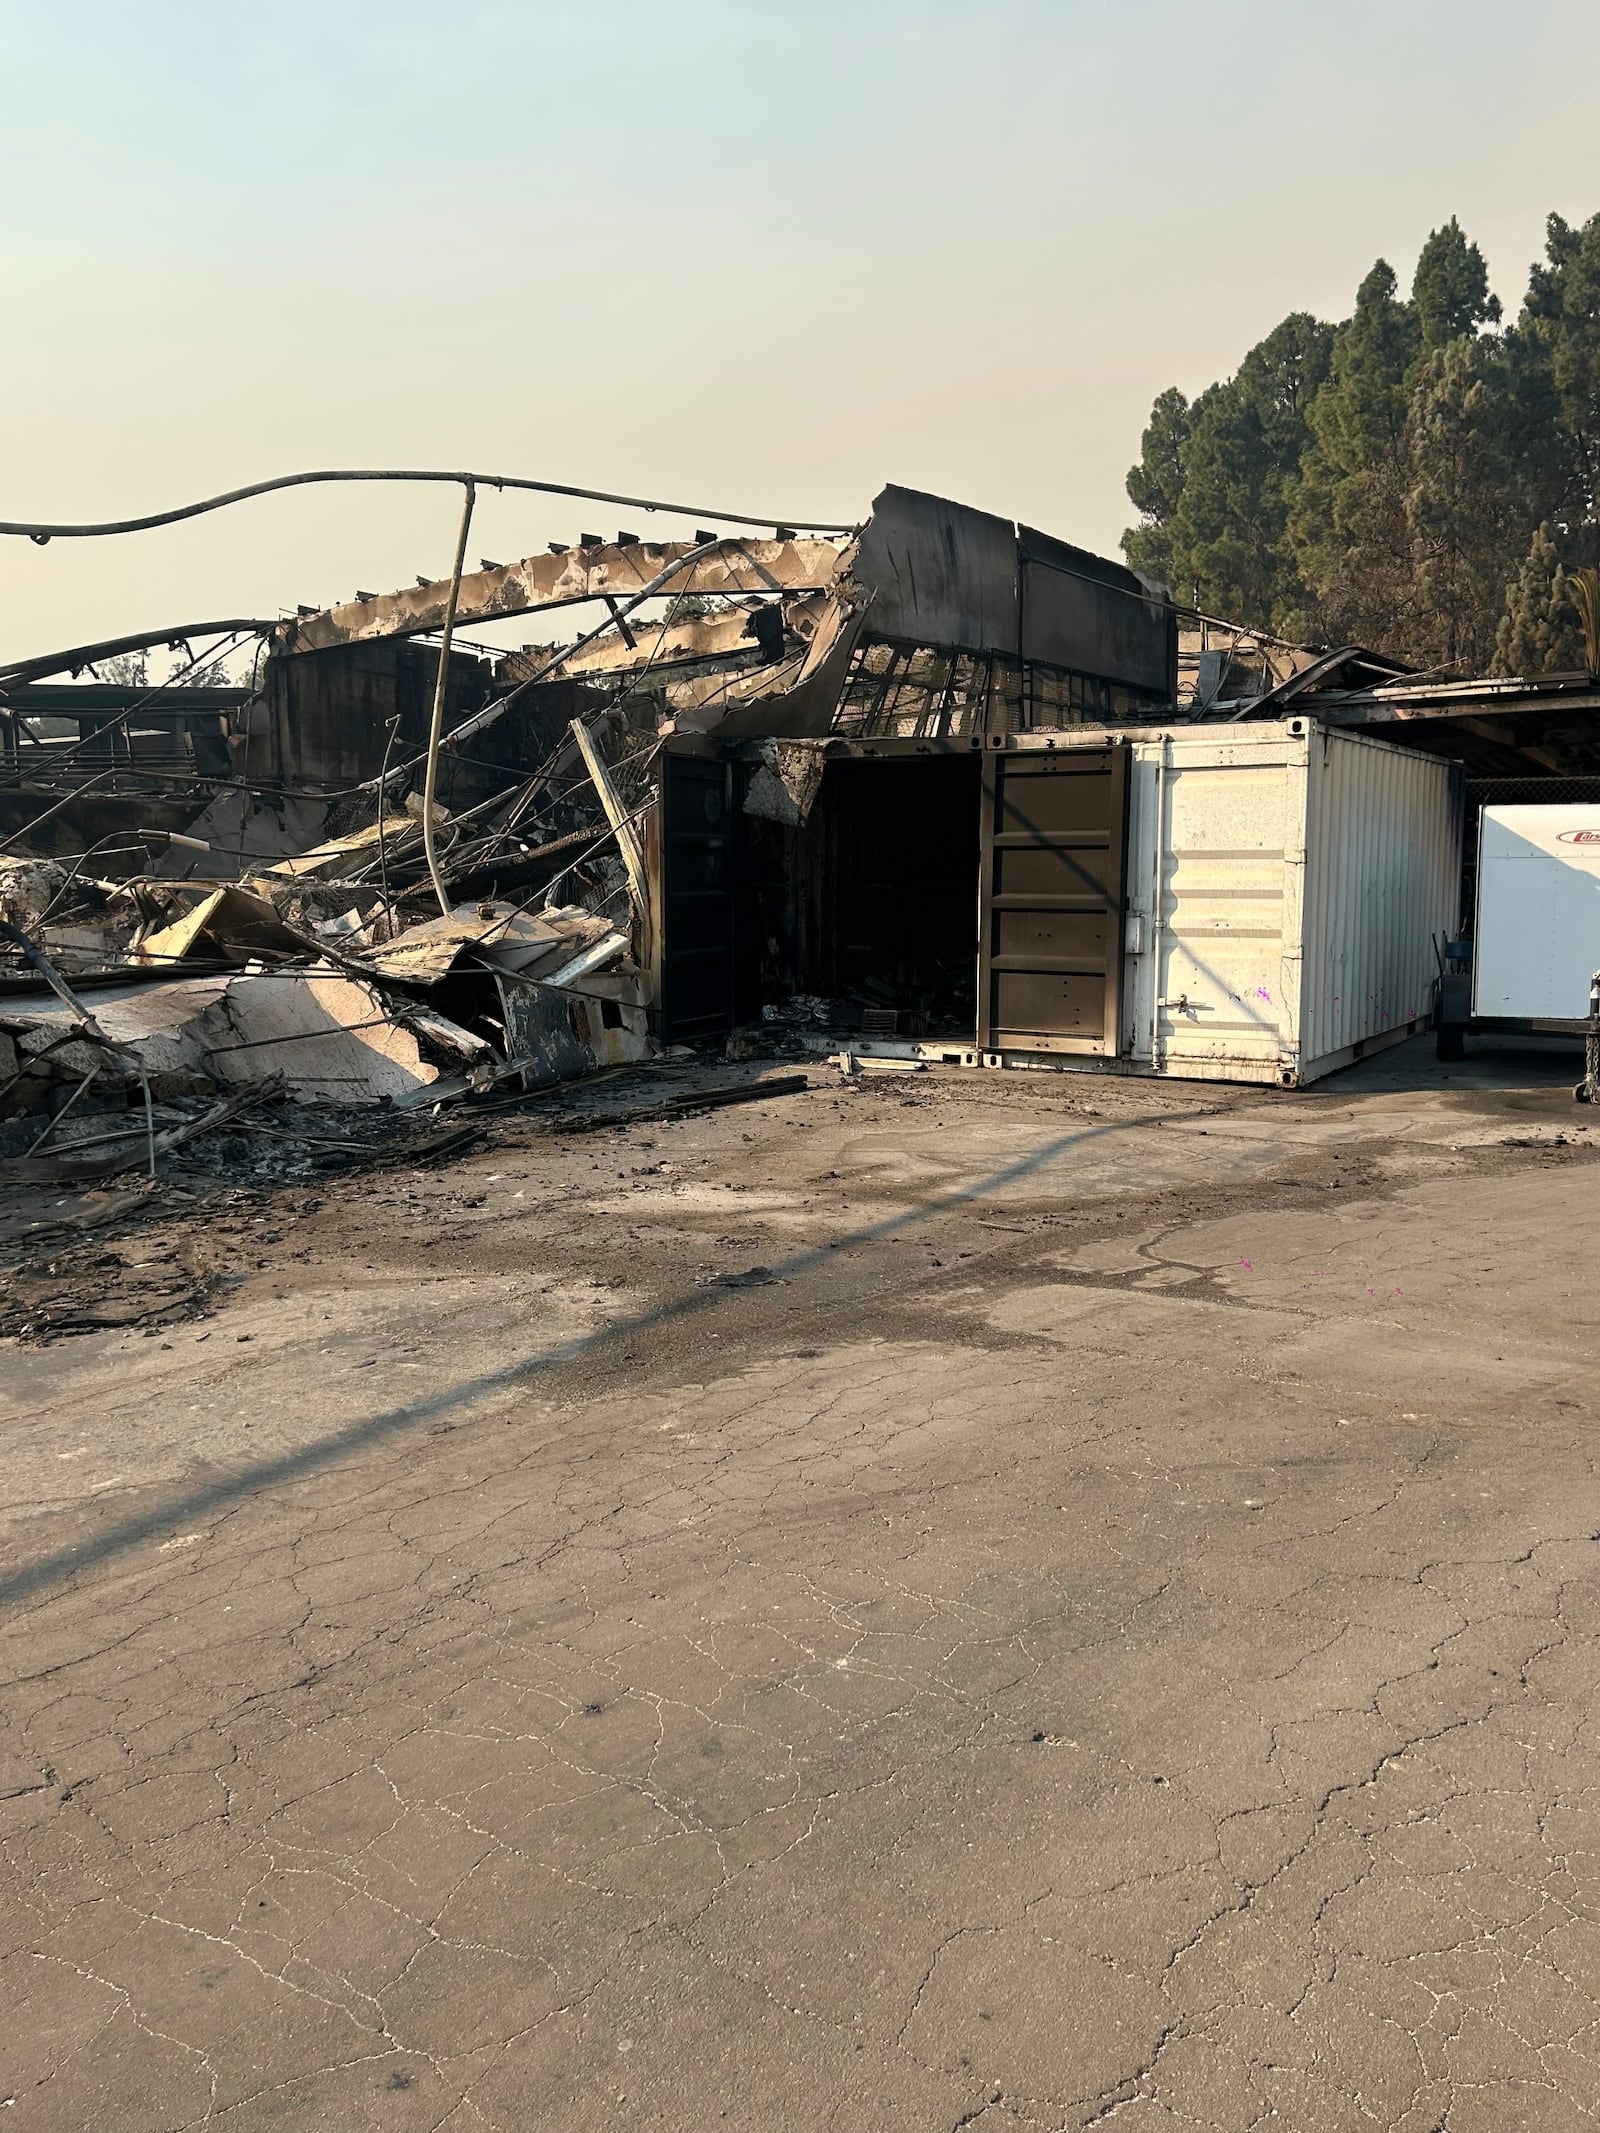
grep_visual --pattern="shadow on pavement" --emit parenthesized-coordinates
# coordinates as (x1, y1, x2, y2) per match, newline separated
(1328, 1029, 1585, 1098)
(0, 1108, 1172, 1615)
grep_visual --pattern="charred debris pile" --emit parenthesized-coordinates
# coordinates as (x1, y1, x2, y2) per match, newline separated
(0, 481, 1180, 1186)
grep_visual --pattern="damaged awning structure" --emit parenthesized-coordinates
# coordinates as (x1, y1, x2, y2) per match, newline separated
(0, 481, 1178, 1144)
(1168, 622, 1600, 785)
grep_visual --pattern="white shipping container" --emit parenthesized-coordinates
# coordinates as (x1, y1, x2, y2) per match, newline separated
(1114, 719, 1461, 1086)
(656, 717, 1463, 1090)
(1472, 804, 1600, 1021)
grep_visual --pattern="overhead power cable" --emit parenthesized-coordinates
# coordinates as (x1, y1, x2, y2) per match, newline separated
(0, 467, 855, 542)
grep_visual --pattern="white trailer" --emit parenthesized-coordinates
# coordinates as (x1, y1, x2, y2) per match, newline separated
(1436, 801, 1600, 1063)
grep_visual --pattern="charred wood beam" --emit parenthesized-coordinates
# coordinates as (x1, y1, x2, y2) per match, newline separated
(1455, 714, 1563, 771)
(276, 538, 849, 655)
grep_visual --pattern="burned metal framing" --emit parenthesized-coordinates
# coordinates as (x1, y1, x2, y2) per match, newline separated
(278, 537, 851, 655)
(0, 685, 246, 777)
(828, 642, 1164, 742)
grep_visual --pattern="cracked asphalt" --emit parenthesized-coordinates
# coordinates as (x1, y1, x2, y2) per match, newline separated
(2, 1037, 1598, 2131)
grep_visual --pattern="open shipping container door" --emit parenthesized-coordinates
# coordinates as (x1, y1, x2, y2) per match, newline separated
(655, 752, 736, 1041)
(979, 743, 1128, 1053)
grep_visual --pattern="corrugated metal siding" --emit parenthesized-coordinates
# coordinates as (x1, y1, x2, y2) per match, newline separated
(1299, 729, 1459, 1072)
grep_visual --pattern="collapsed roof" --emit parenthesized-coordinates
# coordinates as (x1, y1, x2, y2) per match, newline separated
(0, 484, 1178, 844)
(0, 482, 1180, 1142)
(267, 482, 1177, 747)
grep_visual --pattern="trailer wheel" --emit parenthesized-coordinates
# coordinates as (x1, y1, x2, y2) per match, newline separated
(1436, 1023, 1465, 1063)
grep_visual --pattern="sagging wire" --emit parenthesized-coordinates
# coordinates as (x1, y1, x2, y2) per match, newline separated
(171, 530, 736, 839)
(374, 714, 403, 918)
(360, 533, 729, 797)
(417, 575, 707, 907)
(0, 465, 852, 543)
(1, 585, 769, 822)
(4, 492, 795, 942)
(555, 575, 714, 826)
(462, 740, 662, 876)
(35, 837, 162, 922)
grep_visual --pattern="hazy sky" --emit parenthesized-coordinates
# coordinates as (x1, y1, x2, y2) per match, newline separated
(3, 0, 1599, 666)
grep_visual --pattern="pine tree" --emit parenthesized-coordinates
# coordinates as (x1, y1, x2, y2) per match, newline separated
(1404, 338, 1525, 669)
(1313, 261, 1420, 466)
(1493, 523, 1586, 673)
(1522, 211, 1600, 532)
(1172, 314, 1333, 628)
(1122, 317, 1332, 623)
(1122, 387, 1191, 586)
(1486, 214, 1600, 664)
(1412, 217, 1501, 357)
(1158, 379, 1274, 619)
(1289, 261, 1421, 647)
(1120, 210, 1599, 674)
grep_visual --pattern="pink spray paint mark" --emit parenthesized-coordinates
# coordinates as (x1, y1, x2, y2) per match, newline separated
(1238, 1258, 1253, 1271)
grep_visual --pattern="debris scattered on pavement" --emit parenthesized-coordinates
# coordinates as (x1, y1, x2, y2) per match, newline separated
(551, 1072, 811, 1133)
